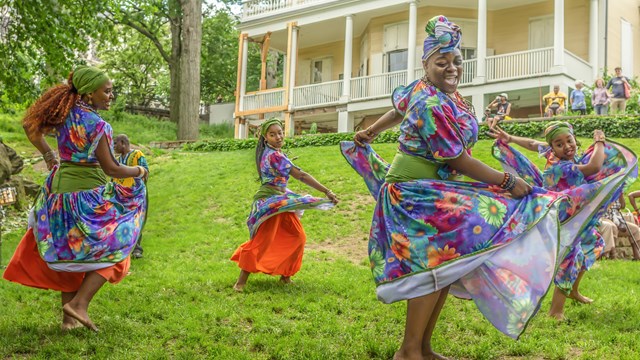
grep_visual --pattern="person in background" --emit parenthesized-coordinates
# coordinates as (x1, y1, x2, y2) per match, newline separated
(485, 93, 511, 128)
(543, 85, 568, 117)
(592, 78, 611, 115)
(570, 80, 587, 115)
(602, 193, 640, 260)
(113, 134, 149, 259)
(606, 67, 630, 114)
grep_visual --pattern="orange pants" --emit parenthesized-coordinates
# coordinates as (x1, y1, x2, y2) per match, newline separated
(231, 212, 306, 277)
(3, 228, 130, 292)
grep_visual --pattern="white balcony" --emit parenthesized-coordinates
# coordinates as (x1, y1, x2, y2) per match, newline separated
(241, 0, 337, 21)
(486, 47, 553, 82)
(293, 80, 342, 110)
(350, 71, 407, 101)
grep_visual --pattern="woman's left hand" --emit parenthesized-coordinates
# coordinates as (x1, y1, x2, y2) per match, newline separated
(354, 129, 376, 147)
(508, 177, 533, 199)
(45, 158, 59, 171)
(593, 129, 606, 143)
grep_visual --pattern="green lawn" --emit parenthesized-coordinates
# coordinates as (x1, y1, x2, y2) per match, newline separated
(1, 137, 640, 359)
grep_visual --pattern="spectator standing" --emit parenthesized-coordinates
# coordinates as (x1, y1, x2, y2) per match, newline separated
(570, 80, 587, 115)
(592, 78, 611, 115)
(542, 85, 568, 117)
(606, 67, 630, 113)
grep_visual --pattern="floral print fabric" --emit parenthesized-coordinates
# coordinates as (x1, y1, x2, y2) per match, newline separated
(341, 141, 566, 339)
(392, 80, 477, 179)
(247, 147, 333, 238)
(492, 140, 637, 293)
(34, 106, 147, 265)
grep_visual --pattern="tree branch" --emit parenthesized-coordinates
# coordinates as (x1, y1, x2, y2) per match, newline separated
(104, 11, 172, 64)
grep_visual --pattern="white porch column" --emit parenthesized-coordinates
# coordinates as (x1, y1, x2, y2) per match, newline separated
(338, 107, 354, 132)
(287, 26, 299, 110)
(406, 0, 417, 82)
(239, 36, 249, 112)
(474, 0, 487, 84)
(589, 0, 599, 79)
(552, 0, 565, 71)
(341, 14, 354, 102)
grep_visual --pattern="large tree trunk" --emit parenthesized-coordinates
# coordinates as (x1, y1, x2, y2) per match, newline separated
(177, 0, 202, 140)
(169, 1, 182, 125)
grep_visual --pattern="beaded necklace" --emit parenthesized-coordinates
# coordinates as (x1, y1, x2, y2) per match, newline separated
(420, 76, 475, 116)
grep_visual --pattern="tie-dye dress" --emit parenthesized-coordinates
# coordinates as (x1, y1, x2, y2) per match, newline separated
(492, 140, 637, 293)
(231, 145, 333, 276)
(4, 104, 147, 291)
(341, 79, 568, 339)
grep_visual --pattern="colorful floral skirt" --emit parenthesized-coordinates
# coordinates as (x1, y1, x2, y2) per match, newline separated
(492, 140, 637, 293)
(341, 142, 566, 339)
(32, 163, 147, 270)
(232, 212, 306, 276)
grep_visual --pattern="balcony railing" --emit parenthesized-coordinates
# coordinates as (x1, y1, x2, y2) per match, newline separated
(486, 47, 553, 82)
(564, 50, 593, 83)
(414, 59, 476, 86)
(242, 88, 285, 112)
(293, 80, 342, 109)
(350, 71, 407, 101)
(241, 0, 334, 20)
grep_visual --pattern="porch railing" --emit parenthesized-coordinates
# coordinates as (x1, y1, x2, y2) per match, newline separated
(242, 88, 286, 112)
(564, 50, 593, 82)
(486, 47, 553, 82)
(413, 59, 476, 86)
(293, 80, 343, 109)
(241, 0, 335, 20)
(350, 71, 407, 101)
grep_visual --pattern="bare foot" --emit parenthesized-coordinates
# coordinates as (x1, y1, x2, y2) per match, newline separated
(568, 291, 593, 304)
(62, 303, 98, 332)
(548, 310, 566, 321)
(61, 319, 84, 332)
(279, 276, 293, 284)
(233, 283, 245, 292)
(393, 350, 423, 360)
(423, 350, 449, 360)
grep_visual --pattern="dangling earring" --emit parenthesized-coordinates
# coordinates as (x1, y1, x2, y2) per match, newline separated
(88, 98, 93, 106)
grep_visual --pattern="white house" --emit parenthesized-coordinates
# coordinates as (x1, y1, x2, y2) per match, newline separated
(233, 0, 640, 138)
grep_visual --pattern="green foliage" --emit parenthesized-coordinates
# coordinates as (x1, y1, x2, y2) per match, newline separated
(185, 116, 640, 152)
(309, 122, 318, 134)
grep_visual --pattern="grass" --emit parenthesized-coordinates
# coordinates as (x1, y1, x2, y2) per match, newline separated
(1, 128, 640, 358)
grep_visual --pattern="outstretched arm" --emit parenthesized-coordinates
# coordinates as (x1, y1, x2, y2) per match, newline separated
(95, 136, 146, 179)
(445, 151, 532, 198)
(488, 126, 546, 152)
(354, 109, 403, 146)
(576, 130, 606, 177)
(290, 167, 338, 204)
(628, 191, 640, 213)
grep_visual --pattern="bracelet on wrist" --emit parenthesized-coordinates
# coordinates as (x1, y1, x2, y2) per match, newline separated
(499, 172, 517, 191)
(365, 127, 378, 137)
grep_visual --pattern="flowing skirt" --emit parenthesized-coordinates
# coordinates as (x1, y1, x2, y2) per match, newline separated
(341, 141, 567, 339)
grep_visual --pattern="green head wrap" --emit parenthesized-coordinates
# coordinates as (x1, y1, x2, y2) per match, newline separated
(544, 121, 574, 144)
(72, 65, 109, 94)
(260, 118, 283, 137)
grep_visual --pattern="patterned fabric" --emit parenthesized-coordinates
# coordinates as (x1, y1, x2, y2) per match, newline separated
(392, 79, 477, 179)
(34, 105, 147, 266)
(56, 105, 112, 163)
(114, 149, 148, 187)
(492, 140, 637, 293)
(248, 147, 333, 238)
(341, 141, 565, 339)
(422, 15, 462, 61)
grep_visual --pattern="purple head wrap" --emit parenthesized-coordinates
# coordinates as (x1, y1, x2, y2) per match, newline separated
(422, 15, 462, 61)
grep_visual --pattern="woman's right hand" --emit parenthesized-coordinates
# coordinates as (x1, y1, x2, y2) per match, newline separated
(593, 129, 606, 142)
(487, 126, 511, 143)
(354, 129, 376, 147)
(45, 158, 59, 171)
(508, 177, 533, 199)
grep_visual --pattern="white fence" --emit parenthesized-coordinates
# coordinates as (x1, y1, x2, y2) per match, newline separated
(350, 71, 407, 101)
(241, 0, 333, 19)
(486, 47, 553, 82)
(242, 89, 285, 112)
(293, 80, 342, 109)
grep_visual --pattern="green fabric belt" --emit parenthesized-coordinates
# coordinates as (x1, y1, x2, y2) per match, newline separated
(51, 162, 107, 194)
(385, 150, 440, 183)
(253, 184, 285, 201)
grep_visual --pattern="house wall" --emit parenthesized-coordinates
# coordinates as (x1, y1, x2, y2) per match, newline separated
(606, 0, 640, 77)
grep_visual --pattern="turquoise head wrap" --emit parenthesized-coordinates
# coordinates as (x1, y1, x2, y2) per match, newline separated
(422, 15, 462, 61)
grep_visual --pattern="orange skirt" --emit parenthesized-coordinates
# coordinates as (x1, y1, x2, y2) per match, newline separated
(3, 228, 130, 292)
(231, 212, 306, 277)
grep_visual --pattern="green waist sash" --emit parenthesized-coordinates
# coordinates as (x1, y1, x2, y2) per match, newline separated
(51, 162, 107, 194)
(385, 150, 441, 183)
(254, 184, 286, 201)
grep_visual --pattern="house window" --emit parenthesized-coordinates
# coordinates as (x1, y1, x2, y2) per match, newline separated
(461, 48, 476, 60)
(621, 19, 634, 75)
(388, 49, 408, 72)
(529, 16, 554, 49)
(311, 58, 332, 84)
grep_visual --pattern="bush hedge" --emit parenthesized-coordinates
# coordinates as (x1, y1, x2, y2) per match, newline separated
(183, 115, 640, 152)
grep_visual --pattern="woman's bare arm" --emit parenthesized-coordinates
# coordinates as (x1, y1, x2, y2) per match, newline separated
(95, 136, 143, 179)
(290, 167, 338, 203)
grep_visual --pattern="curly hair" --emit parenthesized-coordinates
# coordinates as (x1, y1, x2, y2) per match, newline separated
(22, 72, 80, 136)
